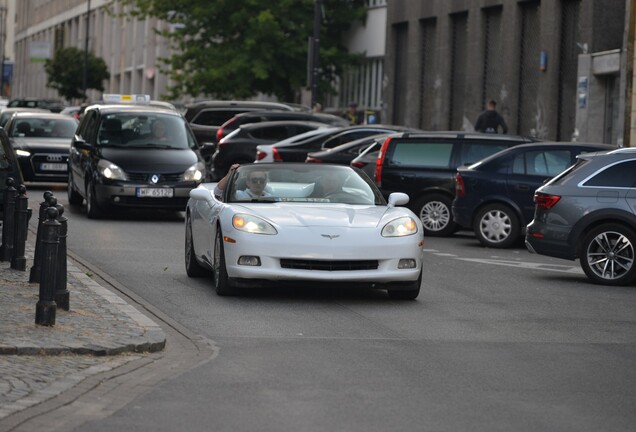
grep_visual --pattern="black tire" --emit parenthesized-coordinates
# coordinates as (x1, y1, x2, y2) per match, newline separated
(387, 271, 422, 300)
(579, 223, 636, 286)
(413, 194, 456, 237)
(213, 227, 235, 296)
(185, 213, 208, 277)
(473, 203, 520, 248)
(85, 180, 102, 219)
(67, 171, 83, 205)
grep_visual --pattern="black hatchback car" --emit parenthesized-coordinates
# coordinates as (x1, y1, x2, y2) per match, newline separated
(374, 132, 536, 236)
(67, 103, 205, 218)
(452, 142, 615, 248)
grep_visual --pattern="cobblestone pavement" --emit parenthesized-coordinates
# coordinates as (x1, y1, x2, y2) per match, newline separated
(0, 244, 166, 420)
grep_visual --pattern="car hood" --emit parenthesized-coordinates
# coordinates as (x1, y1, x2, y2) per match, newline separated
(11, 137, 71, 152)
(231, 203, 404, 228)
(99, 147, 199, 172)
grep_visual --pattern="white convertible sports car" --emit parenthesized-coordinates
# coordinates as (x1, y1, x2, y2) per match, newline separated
(185, 163, 424, 299)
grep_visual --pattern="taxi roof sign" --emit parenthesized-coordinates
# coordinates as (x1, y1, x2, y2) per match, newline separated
(102, 94, 151, 104)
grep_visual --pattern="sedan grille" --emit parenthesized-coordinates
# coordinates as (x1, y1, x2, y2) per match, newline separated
(126, 172, 182, 183)
(280, 259, 378, 271)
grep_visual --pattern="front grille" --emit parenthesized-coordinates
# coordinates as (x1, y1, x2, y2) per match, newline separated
(280, 259, 378, 271)
(126, 172, 182, 183)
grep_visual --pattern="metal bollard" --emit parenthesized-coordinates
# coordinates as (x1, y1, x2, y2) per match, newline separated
(35, 207, 60, 326)
(10, 184, 28, 271)
(54, 203, 69, 311)
(29, 191, 54, 283)
(0, 177, 17, 262)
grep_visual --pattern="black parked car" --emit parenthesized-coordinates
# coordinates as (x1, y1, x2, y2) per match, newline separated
(216, 110, 349, 143)
(183, 100, 300, 146)
(68, 103, 205, 218)
(212, 121, 331, 180)
(5, 112, 79, 182)
(305, 134, 390, 165)
(452, 142, 615, 248)
(319, 125, 415, 150)
(374, 132, 536, 236)
(255, 128, 343, 163)
(526, 147, 636, 285)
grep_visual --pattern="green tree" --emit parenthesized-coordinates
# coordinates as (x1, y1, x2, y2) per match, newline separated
(114, 0, 367, 101)
(44, 47, 109, 101)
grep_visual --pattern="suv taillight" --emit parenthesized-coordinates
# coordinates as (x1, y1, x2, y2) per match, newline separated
(374, 137, 392, 187)
(217, 117, 237, 142)
(216, 127, 224, 142)
(351, 161, 365, 169)
(534, 193, 561, 209)
(256, 150, 267, 161)
(305, 157, 322, 163)
(455, 173, 465, 198)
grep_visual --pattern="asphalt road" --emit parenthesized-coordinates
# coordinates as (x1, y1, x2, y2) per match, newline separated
(29, 184, 636, 432)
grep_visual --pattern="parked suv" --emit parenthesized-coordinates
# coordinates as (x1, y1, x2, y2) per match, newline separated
(68, 102, 205, 218)
(526, 148, 636, 286)
(453, 142, 614, 248)
(374, 132, 536, 236)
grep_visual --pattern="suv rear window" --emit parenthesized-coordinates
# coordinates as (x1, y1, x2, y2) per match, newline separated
(583, 159, 636, 187)
(192, 110, 246, 126)
(390, 141, 453, 168)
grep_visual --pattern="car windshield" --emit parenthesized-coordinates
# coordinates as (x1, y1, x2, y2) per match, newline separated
(10, 117, 79, 139)
(227, 164, 386, 205)
(97, 112, 197, 150)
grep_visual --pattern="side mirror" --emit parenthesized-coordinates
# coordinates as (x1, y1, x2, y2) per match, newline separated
(73, 139, 92, 151)
(190, 186, 216, 204)
(387, 192, 409, 207)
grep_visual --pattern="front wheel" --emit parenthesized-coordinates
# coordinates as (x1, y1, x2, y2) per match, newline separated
(213, 227, 235, 296)
(85, 181, 103, 219)
(579, 224, 636, 286)
(473, 203, 520, 248)
(387, 271, 422, 300)
(185, 214, 208, 277)
(413, 194, 456, 237)
(67, 171, 83, 205)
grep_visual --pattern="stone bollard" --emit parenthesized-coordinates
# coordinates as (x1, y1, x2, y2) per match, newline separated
(10, 184, 29, 271)
(54, 203, 69, 311)
(0, 177, 18, 262)
(29, 191, 54, 283)
(35, 207, 60, 326)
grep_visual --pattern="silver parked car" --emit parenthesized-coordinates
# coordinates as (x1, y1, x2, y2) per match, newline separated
(526, 148, 636, 285)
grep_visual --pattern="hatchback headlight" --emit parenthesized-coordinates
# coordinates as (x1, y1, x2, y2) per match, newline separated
(97, 159, 127, 180)
(382, 217, 418, 237)
(182, 162, 205, 182)
(232, 214, 277, 235)
(15, 149, 30, 157)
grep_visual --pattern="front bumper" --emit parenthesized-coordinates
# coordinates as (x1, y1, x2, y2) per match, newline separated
(222, 225, 425, 284)
(94, 181, 199, 210)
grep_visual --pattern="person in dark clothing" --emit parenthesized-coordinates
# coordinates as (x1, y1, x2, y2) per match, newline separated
(474, 99, 508, 134)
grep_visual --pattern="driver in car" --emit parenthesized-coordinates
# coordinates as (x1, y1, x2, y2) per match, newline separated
(214, 164, 272, 200)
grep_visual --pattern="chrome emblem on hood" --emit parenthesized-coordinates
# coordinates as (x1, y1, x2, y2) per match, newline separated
(150, 174, 160, 184)
(321, 234, 340, 240)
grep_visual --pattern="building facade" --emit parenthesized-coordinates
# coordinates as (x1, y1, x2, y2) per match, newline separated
(385, 0, 626, 144)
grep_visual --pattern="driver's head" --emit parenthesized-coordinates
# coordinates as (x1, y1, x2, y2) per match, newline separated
(246, 170, 268, 194)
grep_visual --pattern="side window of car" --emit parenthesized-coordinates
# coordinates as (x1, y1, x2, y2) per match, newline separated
(389, 141, 453, 168)
(250, 125, 288, 140)
(460, 142, 509, 165)
(583, 160, 636, 187)
(192, 110, 239, 126)
(512, 150, 570, 176)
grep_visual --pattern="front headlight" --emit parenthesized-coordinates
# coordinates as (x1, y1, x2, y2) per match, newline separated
(97, 159, 128, 181)
(382, 217, 418, 237)
(232, 214, 277, 235)
(182, 162, 205, 182)
(15, 149, 30, 157)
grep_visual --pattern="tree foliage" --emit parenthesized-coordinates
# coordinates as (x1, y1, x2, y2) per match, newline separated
(44, 47, 109, 101)
(113, 0, 367, 101)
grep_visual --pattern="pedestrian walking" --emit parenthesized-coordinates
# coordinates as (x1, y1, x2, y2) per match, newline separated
(474, 99, 508, 134)
(343, 102, 363, 125)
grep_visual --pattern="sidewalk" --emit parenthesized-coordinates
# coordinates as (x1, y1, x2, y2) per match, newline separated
(0, 242, 166, 420)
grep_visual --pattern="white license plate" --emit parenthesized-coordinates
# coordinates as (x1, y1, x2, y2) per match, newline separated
(136, 188, 174, 198)
(40, 163, 67, 171)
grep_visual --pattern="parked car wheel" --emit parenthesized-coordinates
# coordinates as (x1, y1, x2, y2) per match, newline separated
(67, 172, 83, 205)
(579, 224, 636, 286)
(213, 227, 235, 296)
(413, 194, 456, 237)
(85, 181, 102, 219)
(185, 214, 208, 277)
(387, 271, 422, 300)
(474, 203, 520, 248)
